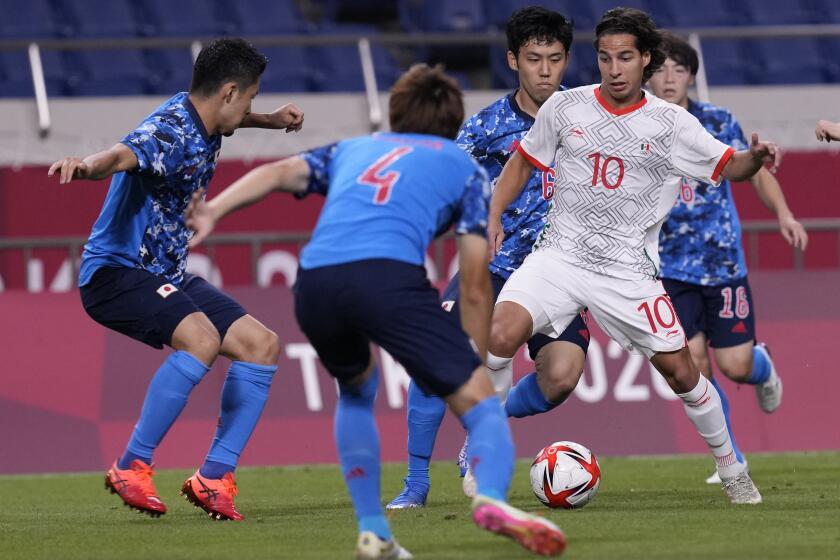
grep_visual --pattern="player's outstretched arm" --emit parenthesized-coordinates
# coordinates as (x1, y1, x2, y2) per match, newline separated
(47, 143, 138, 184)
(240, 103, 304, 133)
(489, 150, 534, 253)
(815, 119, 840, 143)
(721, 132, 780, 182)
(749, 168, 808, 250)
(186, 156, 311, 248)
(456, 233, 493, 360)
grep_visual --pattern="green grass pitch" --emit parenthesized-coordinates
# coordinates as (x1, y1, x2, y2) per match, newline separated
(1, 452, 838, 559)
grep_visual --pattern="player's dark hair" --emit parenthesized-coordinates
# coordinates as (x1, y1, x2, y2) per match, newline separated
(658, 31, 699, 76)
(190, 38, 267, 97)
(506, 6, 574, 57)
(594, 7, 666, 82)
(389, 64, 464, 140)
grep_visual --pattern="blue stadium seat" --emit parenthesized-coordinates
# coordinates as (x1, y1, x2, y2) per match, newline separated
(0, 50, 68, 98)
(258, 47, 312, 92)
(483, 0, 597, 31)
(489, 46, 517, 90)
(658, 0, 741, 27)
(399, 0, 486, 32)
(738, 0, 819, 24)
(65, 49, 150, 96)
(820, 39, 840, 82)
(137, 0, 232, 36)
(229, 0, 309, 35)
(699, 39, 756, 86)
(750, 38, 827, 84)
(582, 0, 665, 28)
(55, 0, 142, 38)
(809, 0, 840, 25)
(309, 27, 400, 92)
(566, 45, 600, 88)
(146, 48, 195, 95)
(319, 0, 398, 24)
(0, 0, 68, 38)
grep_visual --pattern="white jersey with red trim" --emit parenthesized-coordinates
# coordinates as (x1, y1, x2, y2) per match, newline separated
(518, 85, 734, 281)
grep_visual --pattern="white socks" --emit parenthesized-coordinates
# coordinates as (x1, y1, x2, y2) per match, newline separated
(678, 376, 743, 481)
(486, 352, 514, 405)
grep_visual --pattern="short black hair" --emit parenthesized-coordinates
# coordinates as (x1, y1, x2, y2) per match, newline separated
(594, 7, 666, 82)
(190, 38, 267, 97)
(506, 6, 574, 57)
(659, 31, 699, 76)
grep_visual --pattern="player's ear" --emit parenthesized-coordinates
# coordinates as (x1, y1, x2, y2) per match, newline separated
(688, 73, 696, 87)
(221, 82, 237, 104)
(641, 50, 651, 68)
(507, 51, 519, 72)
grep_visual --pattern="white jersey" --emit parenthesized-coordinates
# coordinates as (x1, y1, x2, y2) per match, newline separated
(518, 85, 734, 280)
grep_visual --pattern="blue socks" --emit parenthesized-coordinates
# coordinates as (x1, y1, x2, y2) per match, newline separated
(710, 376, 745, 464)
(200, 361, 277, 479)
(119, 351, 210, 469)
(747, 345, 772, 385)
(405, 380, 446, 487)
(460, 396, 514, 501)
(335, 369, 391, 541)
(504, 372, 557, 418)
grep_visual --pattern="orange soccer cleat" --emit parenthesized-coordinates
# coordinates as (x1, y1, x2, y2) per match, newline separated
(181, 471, 244, 521)
(105, 459, 167, 517)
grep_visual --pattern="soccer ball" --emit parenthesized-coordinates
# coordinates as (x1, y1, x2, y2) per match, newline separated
(530, 441, 601, 509)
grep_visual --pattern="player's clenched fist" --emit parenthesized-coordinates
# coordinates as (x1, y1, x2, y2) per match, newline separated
(48, 157, 91, 184)
(748, 132, 781, 173)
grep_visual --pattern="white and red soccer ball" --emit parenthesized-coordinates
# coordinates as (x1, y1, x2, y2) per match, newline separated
(530, 441, 601, 509)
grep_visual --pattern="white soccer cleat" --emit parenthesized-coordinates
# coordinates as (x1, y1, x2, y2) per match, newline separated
(706, 460, 748, 485)
(472, 494, 566, 556)
(721, 470, 762, 505)
(462, 468, 477, 498)
(754, 343, 783, 413)
(355, 532, 413, 560)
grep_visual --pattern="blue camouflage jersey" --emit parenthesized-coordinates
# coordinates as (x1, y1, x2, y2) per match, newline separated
(79, 92, 221, 287)
(297, 132, 490, 269)
(456, 91, 556, 279)
(658, 99, 748, 286)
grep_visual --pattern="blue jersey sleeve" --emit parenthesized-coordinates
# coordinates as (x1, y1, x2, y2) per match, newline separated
(297, 142, 338, 198)
(724, 113, 748, 151)
(455, 117, 488, 165)
(454, 166, 491, 236)
(121, 117, 184, 179)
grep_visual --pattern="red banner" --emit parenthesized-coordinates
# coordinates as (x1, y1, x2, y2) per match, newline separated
(1, 151, 838, 292)
(1, 271, 838, 474)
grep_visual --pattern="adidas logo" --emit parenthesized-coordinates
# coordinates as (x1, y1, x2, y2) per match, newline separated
(731, 321, 748, 334)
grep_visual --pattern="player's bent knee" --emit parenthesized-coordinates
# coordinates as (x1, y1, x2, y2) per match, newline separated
(180, 331, 221, 366)
(229, 327, 280, 365)
(489, 322, 526, 358)
(540, 367, 580, 403)
(171, 313, 221, 364)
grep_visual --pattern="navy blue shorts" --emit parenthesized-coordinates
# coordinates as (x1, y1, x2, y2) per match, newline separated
(440, 271, 590, 359)
(662, 277, 756, 349)
(293, 259, 482, 397)
(80, 267, 247, 349)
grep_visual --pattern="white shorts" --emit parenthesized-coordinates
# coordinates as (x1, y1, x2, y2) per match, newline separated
(497, 248, 686, 358)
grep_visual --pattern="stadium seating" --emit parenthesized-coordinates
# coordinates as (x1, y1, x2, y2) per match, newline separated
(399, 0, 486, 32)
(258, 47, 312, 92)
(0, 49, 68, 97)
(65, 49, 151, 96)
(699, 39, 757, 86)
(146, 48, 195, 95)
(228, 0, 309, 35)
(0, 0, 838, 98)
(308, 26, 401, 92)
(0, 0, 68, 39)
